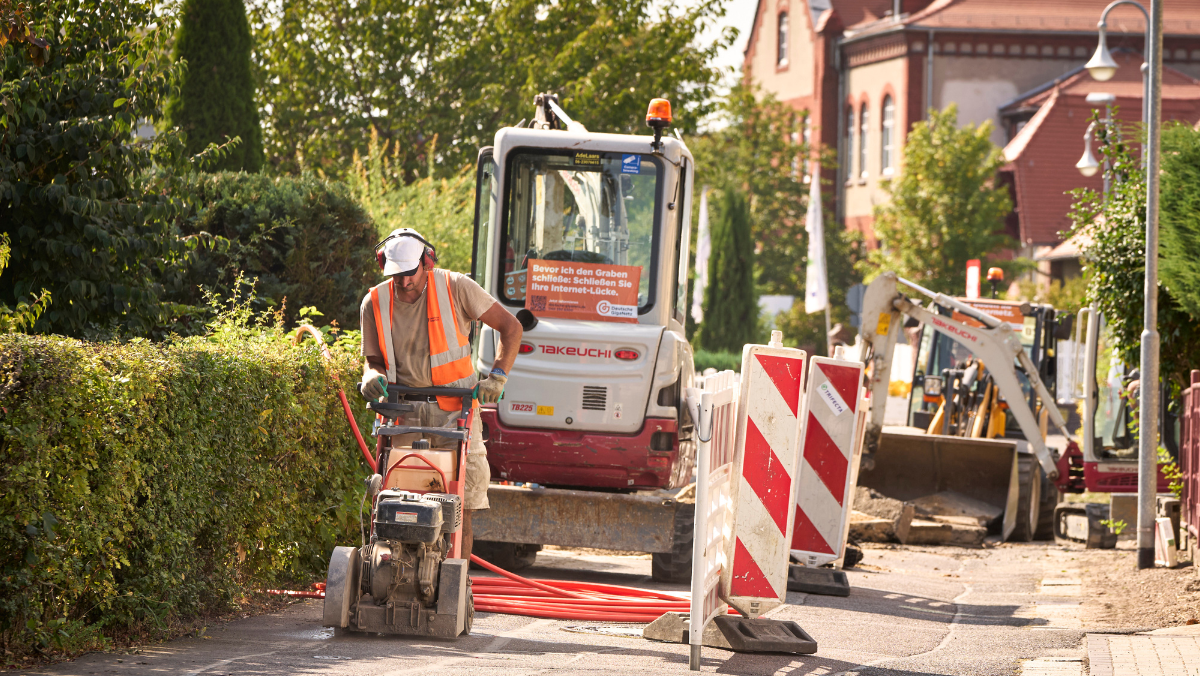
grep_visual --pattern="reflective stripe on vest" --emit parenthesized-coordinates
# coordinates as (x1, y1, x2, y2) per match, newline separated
(369, 271, 476, 412)
(428, 269, 475, 410)
(370, 280, 397, 383)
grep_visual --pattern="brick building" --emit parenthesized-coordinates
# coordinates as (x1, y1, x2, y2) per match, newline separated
(743, 0, 1200, 267)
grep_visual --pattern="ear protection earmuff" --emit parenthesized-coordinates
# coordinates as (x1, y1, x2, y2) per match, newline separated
(374, 229, 438, 273)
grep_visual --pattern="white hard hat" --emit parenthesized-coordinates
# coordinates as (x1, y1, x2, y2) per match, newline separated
(379, 228, 429, 276)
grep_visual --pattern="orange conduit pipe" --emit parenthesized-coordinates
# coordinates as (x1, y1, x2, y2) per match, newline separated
(468, 554, 717, 623)
(294, 325, 376, 473)
(269, 554, 704, 623)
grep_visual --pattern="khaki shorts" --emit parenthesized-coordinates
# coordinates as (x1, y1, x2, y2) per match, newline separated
(388, 401, 489, 510)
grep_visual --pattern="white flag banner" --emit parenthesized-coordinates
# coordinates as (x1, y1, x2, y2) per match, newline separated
(805, 164, 828, 314)
(691, 186, 711, 324)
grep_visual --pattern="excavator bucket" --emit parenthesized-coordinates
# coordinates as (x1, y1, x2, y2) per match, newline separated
(857, 428, 1020, 541)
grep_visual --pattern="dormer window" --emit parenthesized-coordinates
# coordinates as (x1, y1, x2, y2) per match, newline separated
(777, 12, 789, 66)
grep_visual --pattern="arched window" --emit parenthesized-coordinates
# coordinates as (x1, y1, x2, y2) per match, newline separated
(844, 106, 855, 183)
(859, 103, 869, 178)
(777, 12, 789, 66)
(881, 95, 895, 174)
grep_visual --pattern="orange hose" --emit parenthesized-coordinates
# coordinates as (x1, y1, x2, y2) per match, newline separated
(294, 325, 376, 473)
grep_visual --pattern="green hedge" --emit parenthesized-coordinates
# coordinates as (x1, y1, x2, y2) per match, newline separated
(174, 172, 378, 331)
(693, 349, 742, 373)
(0, 330, 373, 659)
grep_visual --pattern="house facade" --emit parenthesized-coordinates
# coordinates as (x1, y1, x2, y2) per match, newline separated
(743, 0, 1200, 263)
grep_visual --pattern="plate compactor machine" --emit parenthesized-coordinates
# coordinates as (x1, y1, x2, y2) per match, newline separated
(323, 385, 476, 638)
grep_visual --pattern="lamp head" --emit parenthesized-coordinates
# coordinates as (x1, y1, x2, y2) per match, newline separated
(1077, 121, 1100, 177)
(1085, 24, 1118, 82)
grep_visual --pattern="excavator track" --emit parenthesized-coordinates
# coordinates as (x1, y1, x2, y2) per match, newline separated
(1010, 453, 1041, 542)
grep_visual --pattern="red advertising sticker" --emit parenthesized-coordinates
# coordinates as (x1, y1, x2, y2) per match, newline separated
(524, 260, 641, 323)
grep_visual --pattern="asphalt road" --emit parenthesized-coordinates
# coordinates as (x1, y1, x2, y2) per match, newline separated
(27, 543, 1093, 676)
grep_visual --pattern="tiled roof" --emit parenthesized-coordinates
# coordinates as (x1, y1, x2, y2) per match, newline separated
(904, 0, 1200, 35)
(1002, 51, 1200, 112)
(831, 0, 897, 30)
(1001, 54, 1200, 244)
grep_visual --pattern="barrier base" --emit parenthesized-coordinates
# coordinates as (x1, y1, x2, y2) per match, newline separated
(712, 616, 818, 654)
(786, 564, 851, 597)
(644, 612, 819, 655)
(643, 612, 732, 649)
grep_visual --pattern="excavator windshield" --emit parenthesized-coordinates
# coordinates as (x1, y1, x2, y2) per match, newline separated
(1092, 314, 1138, 459)
(497, 150, 660, 312)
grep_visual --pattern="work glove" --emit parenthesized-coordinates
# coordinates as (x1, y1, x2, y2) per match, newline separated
(360, 369, 388, 401)
(474, 373, 507, 404)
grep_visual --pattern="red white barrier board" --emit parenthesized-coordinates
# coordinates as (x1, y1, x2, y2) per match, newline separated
(721, 346, 806, 616)
(791, 357, 865, 567)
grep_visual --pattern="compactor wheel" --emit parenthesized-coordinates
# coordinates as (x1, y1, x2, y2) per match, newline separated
(1010, 455, 1042, 542)
(322, 546, 359, 630)
(462, 579, 474, 636)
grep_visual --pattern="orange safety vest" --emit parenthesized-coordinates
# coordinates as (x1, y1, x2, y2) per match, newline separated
(370, 269, 476, 411)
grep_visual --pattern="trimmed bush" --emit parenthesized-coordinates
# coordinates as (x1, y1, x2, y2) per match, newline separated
(174, 172, 378, 331)
(0, 327, 373, 659)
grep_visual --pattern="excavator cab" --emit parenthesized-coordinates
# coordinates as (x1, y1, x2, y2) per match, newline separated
(906, 299, 1067, 441)
(1072, 308, 1177, 493)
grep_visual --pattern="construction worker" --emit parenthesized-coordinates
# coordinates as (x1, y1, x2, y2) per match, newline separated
(360, 228, 523, 561)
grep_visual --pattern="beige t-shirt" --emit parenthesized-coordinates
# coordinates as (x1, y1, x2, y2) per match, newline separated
(360, 270, 497, 387)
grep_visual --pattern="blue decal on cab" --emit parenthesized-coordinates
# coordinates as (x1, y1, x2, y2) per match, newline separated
(621, 154, 641, 174)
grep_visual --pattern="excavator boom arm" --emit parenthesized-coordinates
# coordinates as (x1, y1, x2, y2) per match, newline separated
(860, 272, 1061, 480)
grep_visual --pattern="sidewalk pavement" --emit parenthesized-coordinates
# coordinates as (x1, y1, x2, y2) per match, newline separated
(1086, 626, 1200, 676)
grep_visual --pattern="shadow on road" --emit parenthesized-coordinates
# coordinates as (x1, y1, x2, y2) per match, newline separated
(792, 586, 1047, 628)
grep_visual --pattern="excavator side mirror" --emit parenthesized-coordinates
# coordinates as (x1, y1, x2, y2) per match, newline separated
(1053, 314, 1074, 340)
(924, 375, 943, 397)
(516, 308, 539, 331)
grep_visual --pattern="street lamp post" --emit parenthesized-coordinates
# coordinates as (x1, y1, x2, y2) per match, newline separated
(1085, 0, 1162, 571)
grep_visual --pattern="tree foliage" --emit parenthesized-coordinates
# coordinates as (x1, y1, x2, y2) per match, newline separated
(697, 189, 756, 352)
(861, 105, 1013, 294)
(0, 233, 48, 332)
(1067, 116, 1200, 390)
(1159, 122, 1200, 320)
(687, 85, 859, 353)
(351, 131, 474, 274)
(248, 0, 734, 178)
(0, 0, 229, 338)
(172, 172, 377, 330)
(691, 84, 809, 295)
(166, 0, 264, 172)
